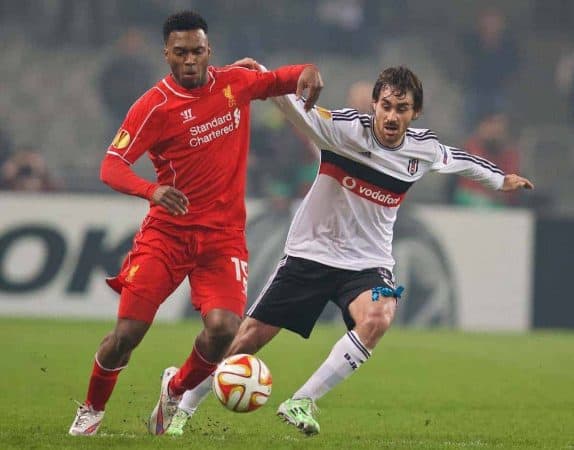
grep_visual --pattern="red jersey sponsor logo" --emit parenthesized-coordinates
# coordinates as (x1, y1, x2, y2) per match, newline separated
(321, 162, 404, 207)
(188, 108, 240, 147)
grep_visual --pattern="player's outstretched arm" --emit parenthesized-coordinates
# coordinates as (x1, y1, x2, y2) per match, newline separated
(501, 174, 534, 191)
(231, 57, 323, 110)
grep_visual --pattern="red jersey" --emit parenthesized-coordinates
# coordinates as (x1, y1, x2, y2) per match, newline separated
(102, 64, 308, 230)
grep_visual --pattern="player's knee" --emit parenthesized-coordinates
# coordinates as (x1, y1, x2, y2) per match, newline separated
(361, 306, 395, 338)
(206, 315, 240, 345)
(111, 330, 140, 355)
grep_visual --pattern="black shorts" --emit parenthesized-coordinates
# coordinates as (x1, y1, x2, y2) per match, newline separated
(247, 255, 396, 338)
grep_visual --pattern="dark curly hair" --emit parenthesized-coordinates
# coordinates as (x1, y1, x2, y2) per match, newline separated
(162, 11, 208, 43)
(372, 66, 423, 113)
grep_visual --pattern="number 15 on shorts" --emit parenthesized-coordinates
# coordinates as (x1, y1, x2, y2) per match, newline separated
(230, 257, 248, 294)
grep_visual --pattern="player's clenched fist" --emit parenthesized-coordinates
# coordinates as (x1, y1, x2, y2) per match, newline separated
(296, 65, 323, 112)
(151, 185, 189, 215)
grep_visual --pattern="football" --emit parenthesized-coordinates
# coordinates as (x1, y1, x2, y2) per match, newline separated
(212, 354, 272, 413)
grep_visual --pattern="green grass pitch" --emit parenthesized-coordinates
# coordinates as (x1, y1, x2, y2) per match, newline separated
(0, 318, 572, 449)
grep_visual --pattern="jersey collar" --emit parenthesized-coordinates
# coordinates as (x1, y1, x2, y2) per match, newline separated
(370, 116, 406, 151)
(162, 67, 216, 99)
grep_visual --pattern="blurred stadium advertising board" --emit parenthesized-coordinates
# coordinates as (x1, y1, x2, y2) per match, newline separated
(0, 194, 534, 330)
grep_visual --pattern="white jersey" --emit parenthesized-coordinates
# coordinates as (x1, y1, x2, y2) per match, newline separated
(272, 94, 505, 271)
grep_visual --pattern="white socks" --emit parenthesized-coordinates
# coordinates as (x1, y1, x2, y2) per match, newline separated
(292, 330, 371, 401)
(176, 331, 372, 412)
(177, 374, 213, 415)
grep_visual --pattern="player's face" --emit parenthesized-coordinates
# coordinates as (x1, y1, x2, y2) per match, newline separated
(372, 86, 419, 148)
(164, 29, 211, 89)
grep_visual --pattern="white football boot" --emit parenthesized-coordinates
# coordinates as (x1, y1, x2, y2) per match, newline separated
(68, 402, 105, 436)
(148, 366, 181, 435)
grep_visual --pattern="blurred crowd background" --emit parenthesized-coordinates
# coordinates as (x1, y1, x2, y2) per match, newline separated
(1, 0, 573, 215)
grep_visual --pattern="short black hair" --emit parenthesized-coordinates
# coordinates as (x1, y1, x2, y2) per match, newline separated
(163, 11, 208, 43)
(372, 66, 423, 113)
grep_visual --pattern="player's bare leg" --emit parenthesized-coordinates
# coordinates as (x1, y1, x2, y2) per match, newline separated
(279, 289, 397, 435)
(226, 317, 281, 355)
(166, 317, 280, 436)
(98, 319, 151, 368)
(349, 290, 397, 349)
(151, 309, 245, 434)
(69, 319, 151, 436)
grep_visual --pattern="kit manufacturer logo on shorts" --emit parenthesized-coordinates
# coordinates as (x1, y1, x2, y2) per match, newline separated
(377, 268, 394, 286)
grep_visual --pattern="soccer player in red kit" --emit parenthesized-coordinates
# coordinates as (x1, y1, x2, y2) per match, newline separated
(68, 11, 323, 436)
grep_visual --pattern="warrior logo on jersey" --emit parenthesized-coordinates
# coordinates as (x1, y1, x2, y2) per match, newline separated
(111, 129, 131, 149)
(223, 84, 236, 107)
(408, 158, 419, 175)
(180, 108, 195, 123)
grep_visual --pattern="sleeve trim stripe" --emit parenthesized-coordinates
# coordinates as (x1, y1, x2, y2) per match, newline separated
(407, 134, 438, 142)
(452, 154, 505, 175)
(332, 108, 357, 116)
(451, 149, 501, 171)
(106, 150, 132, 165)
(406, 129, 435, 137)
(331, 110, 371, 118)
(406, 131, 437, 138)
(122, 87, 168, 160)
(332, 116, 371, 128)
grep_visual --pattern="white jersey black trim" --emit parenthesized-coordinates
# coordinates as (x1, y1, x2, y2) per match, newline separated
(450, 148, 502, 170)
(269, 93, 506, 271)
(406, 129, 437, 138)
(406, 129, 438, 141)
(450, 149, 504, 175)
(332, 109, 371, 128)
(370, 121, 402, 151)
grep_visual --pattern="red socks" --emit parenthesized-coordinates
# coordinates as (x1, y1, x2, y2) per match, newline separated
(84, 346, 216, 409)
(86, 357, 124, 411)
(169, 345, 217, 397)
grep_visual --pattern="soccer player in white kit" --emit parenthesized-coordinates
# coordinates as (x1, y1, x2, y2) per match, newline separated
(166, 62, 533, 436)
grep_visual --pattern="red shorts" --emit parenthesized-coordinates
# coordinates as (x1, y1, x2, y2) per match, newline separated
(107, 216, 248, 323)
